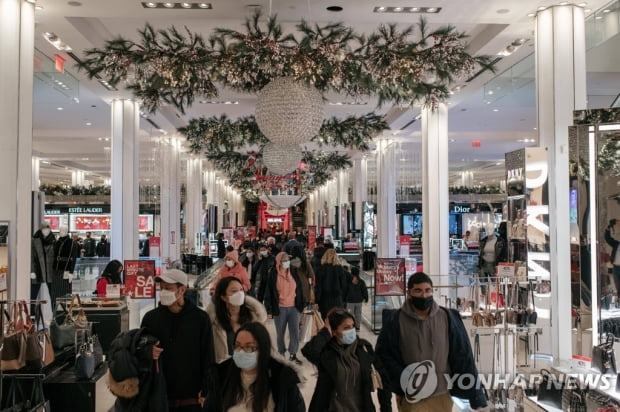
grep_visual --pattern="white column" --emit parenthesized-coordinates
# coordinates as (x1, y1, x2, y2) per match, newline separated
(460, 171, 474, 188)
(536, 4, 587, 365)
(352, 156, 368, 231)
(32, 157, 40, 190)
(337, 169, 348, 236)
(110, 99, 140, 261)
(0, 0, 35, 300)
(160, 140, 181, 263)
(377, 140, 397, 258)
(422, 104, 450, 286)
(71, 170, 85, 186)
(186, 157, 203, 252)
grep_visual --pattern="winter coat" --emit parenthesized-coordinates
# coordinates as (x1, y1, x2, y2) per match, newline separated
(83, 237, 97, 257)
(53, 235, 77, 274)
(204, 355, 306, 412)
(478, 234, 508, 268)
(96, 239, 110, 257)
(216, 250, 251, 291)
(315, 264, 348, 318)
(107, 327, 168, 412)
(302, 328, 392, 412)
(253, 254, 275, 303)
(263, 262, 305, 316)
(205, 295, 268, 363)
(345, 277, 369, 304)
(375, 307, 487, 409)
(31, 230, 55, 283)
(217, 239, 226, 259)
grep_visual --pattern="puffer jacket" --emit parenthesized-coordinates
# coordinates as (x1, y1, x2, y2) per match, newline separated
(205, 295, 268, 363)
(107, 327, 168, 412)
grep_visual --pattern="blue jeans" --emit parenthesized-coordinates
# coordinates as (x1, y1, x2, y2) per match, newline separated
(274, 306, 300, 356)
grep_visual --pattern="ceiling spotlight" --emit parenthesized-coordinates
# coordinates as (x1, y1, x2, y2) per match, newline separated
(537, 6, 547, 11)
(376, 6, 386, 12)
(410, 7, 419, 11)
(181, 2, 191, 7)
(163, 2, 174, 7)
(86, 122, 92, 126)
(492, 108, 499, 112)
(426, 7, 437, 12)
(603, 9, 611, 13)
(198, 2, 211, 8)
(527, 12, 536, 17)
(326, 5, 343, 11)
(393, 7, 403, 12)
(57, 107, 63, 111)
(578, 2, 587, 6)
(145, 2, 156, 6)
(559, 1, 568, 5)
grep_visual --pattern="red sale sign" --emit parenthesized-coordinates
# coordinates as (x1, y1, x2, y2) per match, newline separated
(375, 258, 406, 296)
(123, 260, 156, 299)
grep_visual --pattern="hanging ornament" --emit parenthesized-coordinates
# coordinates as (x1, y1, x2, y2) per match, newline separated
(255, 77, 324, 144)
(262, 142, 302, 175)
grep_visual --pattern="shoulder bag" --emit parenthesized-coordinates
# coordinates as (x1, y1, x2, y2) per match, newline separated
(537, 368, 563, 409)
(75, 342, 95, 380)
(50, 301, 76, 350)
(527, 280, 538, 324)
(25, 302, 55, 370)
(1, 303, 27, 371)
(593, 333, 617, 374)
(69, 294, 89, 330)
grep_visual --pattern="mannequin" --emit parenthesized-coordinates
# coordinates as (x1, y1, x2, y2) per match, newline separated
(477, 222, 508, 296)
(52, 226, 77, 306)
(31, 222, 56, 305)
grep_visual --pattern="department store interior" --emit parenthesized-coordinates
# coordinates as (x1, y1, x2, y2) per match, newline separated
(1, 0, 620, 410)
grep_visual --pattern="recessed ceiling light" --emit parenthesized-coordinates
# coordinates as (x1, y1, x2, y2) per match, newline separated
(181, 2, 191, 7)
(426, 7, 437, 12)
(449, 139, 456, 142)
(376, 6, 386, 12)
(105, 137, 110, 141)
(559, 1, 568, 5)
(527, 12, 536, 17)
(537, 6, 547, 11)
(35, 5, 44, 10)
(578, 2, 587, 6)
(98, 137, 102, 141)
(492, 108, 499, 112)
(603, 9, 611, 13)
(86, 122, 92, 126)
(198, 2, 210, 8)
(595, 15, 603, 19)
(145, 2, 157, 7)
(81, 158, 89, 161)
(584, 8, 592, 12)
(163, 2, 174, 7)
(57, 107, 63, 111)
(410, 7, 419, 11)
(326, 5, 343, 12)
(495, 162, 502, 166)
(393, 7, 403, 12)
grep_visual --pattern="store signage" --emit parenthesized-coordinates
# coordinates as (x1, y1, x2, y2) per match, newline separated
(149, 237, 161, 258)
(497, 262, 515, 277)
(68, 207, 104, 213)
(44, 210, 62, 215)
(451, 205, 471, 213)
(399, 236, 410, 256)
(123, 260, 156, 299)
(307, 226, 317, 252)
(375, 258, 406, 296)
(506, 168, 523, 181)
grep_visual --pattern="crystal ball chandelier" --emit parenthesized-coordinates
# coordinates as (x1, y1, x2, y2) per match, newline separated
(255, 77, 324, 144)
(261, 142, 302, 175)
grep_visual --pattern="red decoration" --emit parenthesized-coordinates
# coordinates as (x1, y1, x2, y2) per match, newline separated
(471, 140, 481, 148)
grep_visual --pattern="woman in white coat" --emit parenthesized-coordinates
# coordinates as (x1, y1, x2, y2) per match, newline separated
(206, 276, 268, 363)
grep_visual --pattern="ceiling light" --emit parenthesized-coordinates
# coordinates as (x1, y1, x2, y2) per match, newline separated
(495, 162, 502, 166)
(57, 107, 63, 111)
(537, 6, 547, 11)
(376, 6, 386, 12)
(603, 9, 611, 13)
(527, 12, 536, 17)
(493, 108, 499, 112)
(67, 1, 82, 6)
(449, 139, 456, 142)
(595, 15, 603, 19)
(578, 2, 587, 6)
(426, 7, 437, 12)
(104, 137, 110, 141)
(41, 161, 50, 164)
(81, 158, 89, 161)
(24, 0, 36, 3)
(42, 32, 72, 52)
(163, 2, 174, 7)
(410, 7, 419, 11)
(584, 8, 592, 12)
(198, 2, 211, 8)
(393, 7, 403, 12)
(86, 122, 92, 126)
(181, 2, 191, 7)
(559, 1, 568, 5)
(98, 137, 102, 141)
(35, 5, 44, 10)
(145, 2, 157, 6)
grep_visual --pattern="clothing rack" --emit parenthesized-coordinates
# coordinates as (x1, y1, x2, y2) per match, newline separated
(0, 300, 47, 304)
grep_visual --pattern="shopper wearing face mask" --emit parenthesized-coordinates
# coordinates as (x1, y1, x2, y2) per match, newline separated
(215, 250, 251, 292)
(253, 244, 275, 303)
(239, 247, 257, 296)
(206, 276, 267, 363)
(31, 221, 56, 305)
(302, 308, 392, 412)
(264, 252, 305, 365)
(204, 322, 305, 412)
(141, 269, 215, 412)
(376, 272, 487, 412)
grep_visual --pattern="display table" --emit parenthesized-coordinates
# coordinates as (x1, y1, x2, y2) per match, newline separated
(82, 303, 129, 353)
(43, 363, 108, 412)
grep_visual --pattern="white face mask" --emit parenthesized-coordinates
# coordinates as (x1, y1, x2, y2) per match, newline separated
(260, 250, 268, 257)
(228, 291, 245, 307)
(41, 228, 51, 237)
(226, 260, 235, 268)
(246, 252, 254, 258)
(160, 289, 178, 306)
(282, 261, 291, 269)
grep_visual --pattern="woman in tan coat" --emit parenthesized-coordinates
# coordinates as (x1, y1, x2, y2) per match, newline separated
(206, 276, 267, 363)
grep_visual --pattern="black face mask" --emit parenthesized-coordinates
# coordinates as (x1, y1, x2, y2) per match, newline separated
(409, 296, 434, 311)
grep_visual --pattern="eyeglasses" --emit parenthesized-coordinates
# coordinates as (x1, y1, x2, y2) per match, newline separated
(234, 344, 258, 353)
(410, 288, 433, 297)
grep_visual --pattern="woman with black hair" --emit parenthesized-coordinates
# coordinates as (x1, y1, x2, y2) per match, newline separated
(205, 322, 306, 412)
(302, 308, 392, 412)
(206, 276, 267, 363)
(96, 259, 123, 296)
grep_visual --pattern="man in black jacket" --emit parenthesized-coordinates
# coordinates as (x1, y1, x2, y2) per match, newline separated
(141, 269, 215, 411)
(376, 272, 487, 411)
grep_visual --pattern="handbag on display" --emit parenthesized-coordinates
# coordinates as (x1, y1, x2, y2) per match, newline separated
(483, 296, 496, 327)
(505, 284, 519, 324)
(25, 302, 55, 370)
(493, 277, 503, 324)
(592, 333, 617, 374)
(527, 280, 538, 325)
(69, 294, 89, 330)
(536, 369, 564, 409)
(50, 302, 76, 350)
(471, 281, 485, 327)
(75, 342, 95, 380)
(1, 303, 28, 371)
(561, 376, 587, 412)
(89, 334, 104, 367)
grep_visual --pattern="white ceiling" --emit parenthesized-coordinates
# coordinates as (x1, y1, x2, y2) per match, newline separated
(31, 0, 620, 187)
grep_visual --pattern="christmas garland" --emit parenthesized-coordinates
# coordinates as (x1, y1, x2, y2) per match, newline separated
(80, 11, 493, 113)
(179, 113, 387, 152)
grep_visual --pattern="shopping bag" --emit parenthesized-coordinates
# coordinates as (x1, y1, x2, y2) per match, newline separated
(311, 310, 324, 337)
(300, 311, 314, 343)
